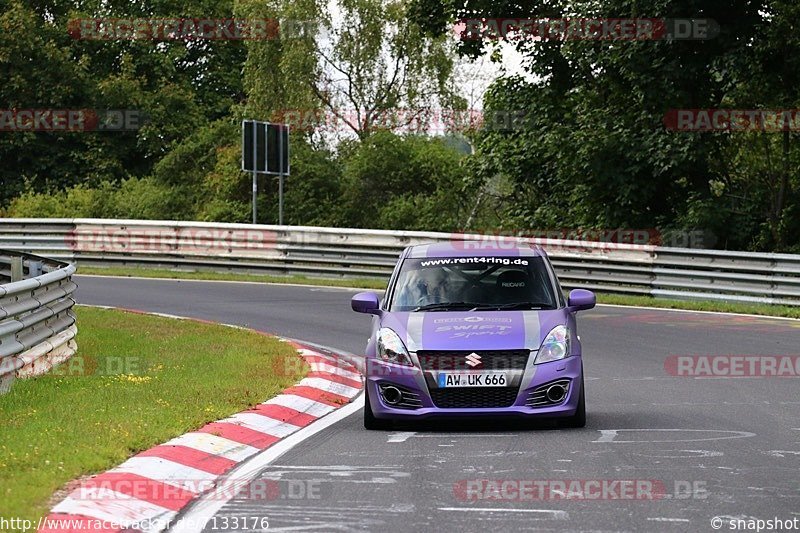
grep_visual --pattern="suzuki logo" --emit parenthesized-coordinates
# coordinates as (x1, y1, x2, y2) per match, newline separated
(465, 352, 482, 368)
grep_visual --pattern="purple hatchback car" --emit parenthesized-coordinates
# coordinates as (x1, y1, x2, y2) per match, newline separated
(351, 242, 596, 429)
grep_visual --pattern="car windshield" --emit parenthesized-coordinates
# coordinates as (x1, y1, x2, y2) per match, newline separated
(389, 256, 558, 312)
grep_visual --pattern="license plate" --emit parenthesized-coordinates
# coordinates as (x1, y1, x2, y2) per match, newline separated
(437, 371, 508, 388)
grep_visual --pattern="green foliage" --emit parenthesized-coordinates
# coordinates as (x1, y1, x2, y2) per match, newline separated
(0, 0, 245, 206)
(338, 131, 467, 229)
(410, 0, 800, 251)
(7, 130, 469, 231)
(4, 0, 799, 254)
(7, 179, 191, 219)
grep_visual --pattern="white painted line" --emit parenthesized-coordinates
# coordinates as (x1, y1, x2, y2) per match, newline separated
(387, 432, 417, 443)
(75, 274, 372, 291)
(111, 457, 217, 492)
(297, 377, 361, 397)
(296, 348, 339, 362)
(307, 361, 362, 380)
(263, 394, 336, 418)
(77, 280, 800, 321)
(168, 395, 364, 533)
(596, 302, 800, 322)
(437, 508, 568, 519)
(53, 488, 176, 530)
(163, 433, 260, 463)
(223, 413, 302, 438)
(647, 518, 690, 523)
(764, 450, 800, 457)
(592, 429, 756, 443)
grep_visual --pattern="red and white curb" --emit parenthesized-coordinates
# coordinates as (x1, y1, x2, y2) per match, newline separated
(39, 307, 363, 533)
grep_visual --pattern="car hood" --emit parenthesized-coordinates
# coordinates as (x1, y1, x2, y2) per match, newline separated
(379, 310, 569, 352)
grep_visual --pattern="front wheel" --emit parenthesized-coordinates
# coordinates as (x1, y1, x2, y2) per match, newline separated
(560, 374, 586, 428)
(363, 386, 392, 430)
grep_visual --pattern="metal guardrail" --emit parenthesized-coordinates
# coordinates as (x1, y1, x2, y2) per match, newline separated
(1, 218, 799, 307)
(0, 248, 78, 393)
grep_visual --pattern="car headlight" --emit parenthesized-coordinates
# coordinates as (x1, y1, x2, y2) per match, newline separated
(534, 325, 570, 364)
(377, 328, 413, 366)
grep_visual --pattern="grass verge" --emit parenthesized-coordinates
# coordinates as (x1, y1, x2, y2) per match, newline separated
(596, 293, 800, 319)
(77, 265, 800, 320)
(78, 265, 387, 290)
(0, 306, 304, 524)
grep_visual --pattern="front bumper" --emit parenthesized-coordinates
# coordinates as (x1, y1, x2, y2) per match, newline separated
(366, 355, 583, 420)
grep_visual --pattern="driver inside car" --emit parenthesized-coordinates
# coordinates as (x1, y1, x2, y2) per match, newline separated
(395, 267, 455, 308)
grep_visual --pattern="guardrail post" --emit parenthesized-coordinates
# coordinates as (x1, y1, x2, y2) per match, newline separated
(0, 373, 14, 394)
(28, 260, 43, 278)
(10, 256, 23, 282)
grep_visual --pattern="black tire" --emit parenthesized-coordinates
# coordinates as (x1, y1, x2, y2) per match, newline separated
(363, 386, 392, 430)
(560, 374, 586, 428)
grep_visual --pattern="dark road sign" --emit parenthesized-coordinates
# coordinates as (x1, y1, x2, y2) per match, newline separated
(242, 120, 290, 224)
(242, 120, 289, 175)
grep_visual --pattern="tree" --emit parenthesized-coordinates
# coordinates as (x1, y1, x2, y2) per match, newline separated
(0, 0, 246, 208)
(409, 0, 800, 251)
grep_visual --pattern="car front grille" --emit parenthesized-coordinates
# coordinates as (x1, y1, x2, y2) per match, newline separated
(429, 387, 520, 408)
(417, 350, 530, 372)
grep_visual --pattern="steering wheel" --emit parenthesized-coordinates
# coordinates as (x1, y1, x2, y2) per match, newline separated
(416, 294, 447, 306)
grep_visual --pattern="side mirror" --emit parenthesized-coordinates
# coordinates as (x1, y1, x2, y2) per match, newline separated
(351, 291, 381, 314)
(567, 289, 596, 312)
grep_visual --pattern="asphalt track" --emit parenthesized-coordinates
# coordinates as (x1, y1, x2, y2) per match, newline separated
(75, 275, 800, 532)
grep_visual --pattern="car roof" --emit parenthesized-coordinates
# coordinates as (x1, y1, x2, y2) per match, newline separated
(404, 240, 546, 259)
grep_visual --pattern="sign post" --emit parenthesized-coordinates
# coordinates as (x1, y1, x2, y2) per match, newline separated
(242, 120, 290, 225)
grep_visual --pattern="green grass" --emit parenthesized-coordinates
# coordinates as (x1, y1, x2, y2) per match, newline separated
(596, 293, 800, 319)
(77, 265, 800, 320)
(78, 265, 388, 290)
(0, 306, 304, 524)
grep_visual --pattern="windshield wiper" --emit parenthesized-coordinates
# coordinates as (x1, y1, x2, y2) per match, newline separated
(413, 302, 483, 312)
(470, 301, 556, 311)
